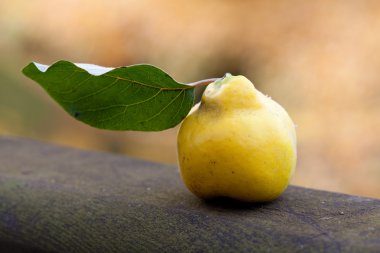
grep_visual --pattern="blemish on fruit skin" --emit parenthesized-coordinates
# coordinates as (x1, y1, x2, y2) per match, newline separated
(231, 171, 235, 174)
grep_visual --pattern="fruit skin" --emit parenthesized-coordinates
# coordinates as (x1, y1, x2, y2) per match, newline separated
(177, 74, 297, 202)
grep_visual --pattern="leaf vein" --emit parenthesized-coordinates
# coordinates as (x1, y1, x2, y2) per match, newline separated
(94, 111, 125, 124)
(171, 90, 187, 120)
(139, 90, 185, 123)
(55, 75, 93, 95)
(88, 90, 163, 124)
(62, 78, 119, 103)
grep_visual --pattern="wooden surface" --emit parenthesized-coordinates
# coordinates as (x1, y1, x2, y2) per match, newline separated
(0, 136, 379, 253)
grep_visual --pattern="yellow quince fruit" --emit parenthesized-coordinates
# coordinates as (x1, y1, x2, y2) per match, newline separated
(177, 74, 297, 202)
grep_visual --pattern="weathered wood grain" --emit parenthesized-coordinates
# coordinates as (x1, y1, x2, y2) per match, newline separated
(0, 136, 379, 252)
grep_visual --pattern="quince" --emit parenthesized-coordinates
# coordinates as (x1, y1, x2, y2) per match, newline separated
(177, 74, 297, 202)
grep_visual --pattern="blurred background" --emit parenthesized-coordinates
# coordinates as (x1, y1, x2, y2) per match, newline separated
(0, 0, 379, 198)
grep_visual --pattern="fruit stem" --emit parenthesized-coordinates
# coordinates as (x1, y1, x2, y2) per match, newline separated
(187, 78, 220, 87)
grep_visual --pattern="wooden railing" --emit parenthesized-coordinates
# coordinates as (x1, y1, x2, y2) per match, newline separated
(0, 136, 379, 252)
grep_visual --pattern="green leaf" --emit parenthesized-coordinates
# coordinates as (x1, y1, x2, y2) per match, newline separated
(22, 60, 195, 131)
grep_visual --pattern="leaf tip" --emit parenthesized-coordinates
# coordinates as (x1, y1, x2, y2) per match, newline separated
(22, 62, 36, 77)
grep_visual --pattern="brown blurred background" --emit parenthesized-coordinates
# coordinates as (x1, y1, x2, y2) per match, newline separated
(0, 0, 379, 198)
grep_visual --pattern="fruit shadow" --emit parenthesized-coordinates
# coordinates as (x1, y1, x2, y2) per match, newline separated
(196, 196, 280, 211)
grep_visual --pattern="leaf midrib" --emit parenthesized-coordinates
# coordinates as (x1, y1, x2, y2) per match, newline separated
(104, 74, 191, 90)
(67, 68, 191, 91)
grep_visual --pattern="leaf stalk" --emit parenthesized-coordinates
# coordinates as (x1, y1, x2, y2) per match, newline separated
(187, 78, 219, 87)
